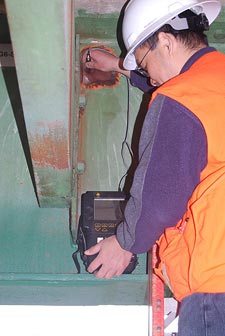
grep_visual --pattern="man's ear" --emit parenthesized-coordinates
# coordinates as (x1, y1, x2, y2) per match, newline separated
(158, 32, 176, 55)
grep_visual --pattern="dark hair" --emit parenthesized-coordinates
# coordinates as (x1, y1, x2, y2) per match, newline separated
(142, 24, 209, 51)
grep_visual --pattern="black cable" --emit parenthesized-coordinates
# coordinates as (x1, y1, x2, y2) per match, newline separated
(118, 77, 133, 192)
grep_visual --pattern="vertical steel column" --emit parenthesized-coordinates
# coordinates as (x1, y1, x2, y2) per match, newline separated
(5, 0, 75, 207)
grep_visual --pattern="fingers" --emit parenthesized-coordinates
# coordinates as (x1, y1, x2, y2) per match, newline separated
(85, 243, 102, 273)
(84, 236, 133, 278)
(85, 60, 97, 70)
(94, 263, 124, 279)
(87, 257, 102, 274)
(85, 242, 101, 256)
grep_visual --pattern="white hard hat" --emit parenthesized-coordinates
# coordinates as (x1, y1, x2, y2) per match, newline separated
(122, 0, 221, 70)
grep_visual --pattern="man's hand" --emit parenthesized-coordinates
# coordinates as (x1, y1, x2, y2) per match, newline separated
(85, 235, 133, 278)
(82, 48, 131, 78)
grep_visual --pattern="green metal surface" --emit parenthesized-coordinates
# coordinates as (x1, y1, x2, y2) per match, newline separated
(75, 11, 119, 40)
(4, 0, 75, 208)
(0, 277, 148, 306)
(78, 77, 141, 191)
(0, 68, 74, 274)
(0, 66, 148, 305)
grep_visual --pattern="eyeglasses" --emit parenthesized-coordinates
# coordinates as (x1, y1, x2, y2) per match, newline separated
(135, 47, 151, 77)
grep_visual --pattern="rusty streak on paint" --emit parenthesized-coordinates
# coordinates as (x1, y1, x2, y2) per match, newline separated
(29, 123, 69, 170)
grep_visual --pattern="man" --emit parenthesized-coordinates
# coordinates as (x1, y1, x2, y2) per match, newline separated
(85, 0, 225, 334)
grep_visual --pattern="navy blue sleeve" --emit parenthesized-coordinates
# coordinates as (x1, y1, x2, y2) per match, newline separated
(130, 71, 156, 93)
(117, 94, 207, 254)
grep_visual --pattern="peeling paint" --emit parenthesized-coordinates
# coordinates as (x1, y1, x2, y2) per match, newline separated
(29, 124, 69, 170)
(80, 46, 120, 90)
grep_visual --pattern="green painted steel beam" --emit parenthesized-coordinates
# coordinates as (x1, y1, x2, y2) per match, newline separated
(0, 67, 148, 305)
(0, 276, 148, 306)
(4, 0, 76, 207)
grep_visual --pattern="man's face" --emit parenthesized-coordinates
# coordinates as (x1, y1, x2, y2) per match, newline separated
(135, 33, 178, 86)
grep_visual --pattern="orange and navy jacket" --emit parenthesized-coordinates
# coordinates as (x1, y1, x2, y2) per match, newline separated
(153, 49, 225, 301)
(117, 47, 225, 301)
